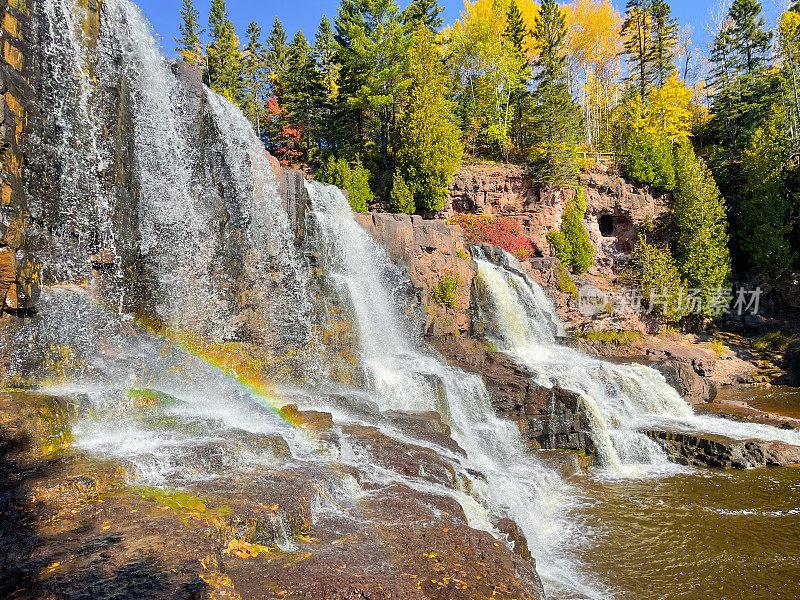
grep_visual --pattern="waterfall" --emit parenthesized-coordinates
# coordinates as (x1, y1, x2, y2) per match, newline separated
(305, 181, 607, 597)
(473, 253, 800, 472)
(36, 0, 114, 281)
(25, 2, 800, 599)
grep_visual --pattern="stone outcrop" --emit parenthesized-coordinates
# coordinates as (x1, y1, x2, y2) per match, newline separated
(0, 389, 546, 600)
(0, 0, 38, 314)
(432, 336, 596, 457)
(644, 427, 800, 468)
(355, 213, 475, 337)
(443, 164, 671, 272)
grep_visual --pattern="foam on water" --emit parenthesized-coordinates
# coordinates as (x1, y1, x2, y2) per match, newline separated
(473, 252, 800, 475)
(306, 180, 609, 598)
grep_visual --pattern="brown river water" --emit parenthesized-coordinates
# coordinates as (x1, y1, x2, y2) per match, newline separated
(717, 385, 800, 420)
(574, 467, 800, 600)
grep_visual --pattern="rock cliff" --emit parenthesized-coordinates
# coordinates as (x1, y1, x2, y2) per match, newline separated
(443, 163, 671, 273)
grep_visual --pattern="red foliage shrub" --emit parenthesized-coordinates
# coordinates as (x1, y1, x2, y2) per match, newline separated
(267, 97, 304, 165)
(448, 214, 535, 259)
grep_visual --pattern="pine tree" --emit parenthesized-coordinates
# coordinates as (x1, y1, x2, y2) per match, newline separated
(729, 0, 772, 76)
(741, 107, 797, 277)
(622, 0, 653, 98)
(546, 187, 594, 273)
(402, 0, 444, 32)
(528, 0, 582, 183)
(175, 0, 204, 66)
(285, 31, 325, 156)
(335, 0, 410, 170)
(241, 22, 267, 134)
(648, 0, 678, 87)
(314, 15, 340, 150)
(395, 26, 463, 213)
(672, 142, 731, 312)
(206, 0, 243, 102)
(266, 18, 290, 103)
(208, 0, 229, 40)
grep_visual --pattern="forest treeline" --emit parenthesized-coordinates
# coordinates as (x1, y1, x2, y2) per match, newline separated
(175, 0, 800, 306)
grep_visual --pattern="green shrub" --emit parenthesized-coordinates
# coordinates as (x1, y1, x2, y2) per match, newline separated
(431, 272, 461, 308)
(751, 332, 792, 352)
(389, 173, 415, 214)
(315, 156, 372, 213)
(315, 156, 350, 189)
(546, 187, 594, 273)
(555, 263, 578, 299)
(348, 162, 372, 213)
(576, 330, 643, 346)
(709, 339, 726, 358)
(625, 234, 686, 322)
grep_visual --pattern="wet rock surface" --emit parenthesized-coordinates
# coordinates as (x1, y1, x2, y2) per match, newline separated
(0, 391, 546, 600)
(354, 213, 475, 338)
(643, 427, 800, 469)
(432, 337, 596, 456)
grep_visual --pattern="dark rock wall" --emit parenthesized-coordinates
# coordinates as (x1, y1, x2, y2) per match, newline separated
(0, 0, 315, 383)
(0, 0, 38, 314)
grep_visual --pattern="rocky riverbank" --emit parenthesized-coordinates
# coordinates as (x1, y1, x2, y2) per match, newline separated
(0, 390, 546, 600)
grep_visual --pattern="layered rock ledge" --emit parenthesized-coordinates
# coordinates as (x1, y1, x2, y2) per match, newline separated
(644, 427, 800, 469)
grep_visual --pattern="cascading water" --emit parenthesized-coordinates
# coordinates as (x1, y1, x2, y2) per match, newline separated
(36, 0, 114, 281)
(473, 251, 800, 473)
(305, 181, 608, 598)
(21, 1, 800, 599)
(25, 5, 606, 598)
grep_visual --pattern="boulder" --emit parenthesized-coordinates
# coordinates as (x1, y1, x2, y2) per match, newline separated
(432, 336, 597, 456)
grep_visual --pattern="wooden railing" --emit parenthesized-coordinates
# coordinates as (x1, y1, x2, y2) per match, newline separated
(577, 152, 618, 165)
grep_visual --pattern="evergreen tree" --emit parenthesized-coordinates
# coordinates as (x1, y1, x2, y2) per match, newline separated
(648, 0, 678, 87)
(729, 0, 772, 76)
(402, 0, 444, 31)
(315, 157, 372, 212)
(396, 26, 462, 213)
(175, 0, 204, 66)
(335, 0, 410, 170)
(266, 18, 290, 103)
(546, 187, 594, 273)
(285, 31, 325, 156)
(208, 0, 229, 39)
(241, 22, 267, 134)
(622, 0, 653, 98)
(708, 0, 776, 150)
(741, 107, 797, 277)
(314, 15, 340, 150)
(206, 0, 243, 102)
(672, 142, 731, 313)
(528, 0, 582, 183)
(389, 173, 415, 213)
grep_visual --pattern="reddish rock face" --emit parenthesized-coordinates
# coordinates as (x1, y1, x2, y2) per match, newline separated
(355, 213, 475, 338)
(443, 165, 671, 274)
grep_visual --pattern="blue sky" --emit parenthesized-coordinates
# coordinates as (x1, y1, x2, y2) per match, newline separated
(135, 0, 787, 59)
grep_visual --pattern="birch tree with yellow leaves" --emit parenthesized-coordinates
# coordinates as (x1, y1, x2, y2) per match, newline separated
(565, 0, 623, 147)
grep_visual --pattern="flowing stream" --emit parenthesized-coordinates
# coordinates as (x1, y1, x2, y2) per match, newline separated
(473, 253, 800, 474)
(16, 1, 800, 599)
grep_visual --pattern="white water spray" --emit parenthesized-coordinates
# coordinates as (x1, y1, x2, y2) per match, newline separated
(473, 252, 800, 473)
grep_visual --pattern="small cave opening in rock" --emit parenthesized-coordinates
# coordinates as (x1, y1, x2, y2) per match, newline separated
(598, 214, 614, 237)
